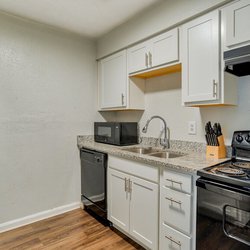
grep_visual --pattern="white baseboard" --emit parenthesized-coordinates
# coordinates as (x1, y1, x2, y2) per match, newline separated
(0, 202, 81, 233)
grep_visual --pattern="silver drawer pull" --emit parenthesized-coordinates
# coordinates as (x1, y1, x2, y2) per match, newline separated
(166, 178, 182, 186)
(165, 235, 181, 246)
(165, 197, 182, 205)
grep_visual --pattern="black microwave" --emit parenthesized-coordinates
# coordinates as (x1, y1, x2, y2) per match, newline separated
(94, 122, 138, 146)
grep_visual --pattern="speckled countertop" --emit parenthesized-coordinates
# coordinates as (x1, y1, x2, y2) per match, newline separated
(77, 136, 229, 174)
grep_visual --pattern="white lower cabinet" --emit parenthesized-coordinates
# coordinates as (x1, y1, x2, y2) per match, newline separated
(108, 156, 197, 250)
(108, 169, 130, 232)
(160, 169, 195, 250)
(161, 186, 191, 235)
(108, 157, 159, 250)
(130, 176, 158, 249)
(160, 223, 191, 250)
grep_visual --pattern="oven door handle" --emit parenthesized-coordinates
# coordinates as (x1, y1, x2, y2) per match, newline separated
(196, 178, 250, 197)
(222, 205, 250, 247)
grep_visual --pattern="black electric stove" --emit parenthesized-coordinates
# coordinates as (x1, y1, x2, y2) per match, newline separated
(196, 131, 250, 249)
(198, 130, 250, 190)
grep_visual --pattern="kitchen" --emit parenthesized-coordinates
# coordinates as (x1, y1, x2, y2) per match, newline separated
(0, 0, 249, 249)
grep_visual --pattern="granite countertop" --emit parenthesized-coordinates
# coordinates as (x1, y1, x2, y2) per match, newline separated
(77, 136, 229, 174)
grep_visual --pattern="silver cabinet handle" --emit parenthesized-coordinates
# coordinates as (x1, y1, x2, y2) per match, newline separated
(145, 53, 149, 67)
(148, 52, 152, 67)
(129, 180, 132, 193)
(121, 93, 125, 105)
(124, 178, 127, 192)
(213, 80, 217, 98)
(165, 197, 182, 205)
(165, 178, 182, 186)
(126, 178, 130, 193)
(165, 235, 181, 246)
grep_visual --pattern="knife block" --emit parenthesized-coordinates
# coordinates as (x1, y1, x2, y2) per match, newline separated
(206, 135, 226, 159)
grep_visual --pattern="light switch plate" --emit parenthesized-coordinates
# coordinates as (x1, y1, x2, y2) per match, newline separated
(188, 121, 196, 135)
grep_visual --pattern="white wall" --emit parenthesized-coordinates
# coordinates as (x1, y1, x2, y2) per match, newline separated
(97, 0, 230, 58)
(0, 13, 100, 224)
(115, 74, 250, 146)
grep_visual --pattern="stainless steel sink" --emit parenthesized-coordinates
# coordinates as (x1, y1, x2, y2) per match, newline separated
(148, 151, 185, 159)
(122, 147, 185, 159)
(122, 147, 161, 154)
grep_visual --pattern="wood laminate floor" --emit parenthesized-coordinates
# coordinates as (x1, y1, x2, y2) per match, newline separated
(0, 209, 144, 250)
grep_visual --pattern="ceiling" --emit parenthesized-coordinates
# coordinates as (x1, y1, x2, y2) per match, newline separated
(0, 0, 162, 39)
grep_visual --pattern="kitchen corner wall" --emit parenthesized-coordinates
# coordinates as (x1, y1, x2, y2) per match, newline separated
(0, 12, 100, 224)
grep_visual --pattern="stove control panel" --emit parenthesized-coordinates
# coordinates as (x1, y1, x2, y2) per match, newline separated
(232, 131, 250, 148)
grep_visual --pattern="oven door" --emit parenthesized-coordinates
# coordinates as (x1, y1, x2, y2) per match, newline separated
(196, 178, 250, 250)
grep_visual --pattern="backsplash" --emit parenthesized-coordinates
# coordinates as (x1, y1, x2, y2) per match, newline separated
(77, 135, 232, 157)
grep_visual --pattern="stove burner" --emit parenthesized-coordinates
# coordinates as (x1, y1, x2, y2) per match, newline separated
(211, 166, 247, 177)
(232, 162, 250, 169)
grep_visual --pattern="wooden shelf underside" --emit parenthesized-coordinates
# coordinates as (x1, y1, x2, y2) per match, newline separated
(130, 63, 182, 79)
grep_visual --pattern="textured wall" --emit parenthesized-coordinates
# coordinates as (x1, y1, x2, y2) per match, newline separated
(0, 13, 99, 223)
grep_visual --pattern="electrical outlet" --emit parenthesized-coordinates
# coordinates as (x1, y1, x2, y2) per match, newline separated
(188, 121, 196, 135)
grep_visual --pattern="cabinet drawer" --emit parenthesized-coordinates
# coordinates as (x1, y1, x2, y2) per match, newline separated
(161, 186, 191, 234)
(160, 223, 191, 250)
(109, 156, 158, 183)
(162, 169, 192, 194)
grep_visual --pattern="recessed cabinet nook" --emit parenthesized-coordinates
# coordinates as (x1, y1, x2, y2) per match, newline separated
(98, 0, 250, 111)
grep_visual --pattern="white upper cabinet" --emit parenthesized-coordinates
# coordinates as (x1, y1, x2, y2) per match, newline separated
(127, 41, 149, 73)
(98, 50, 127, 109)
(128, 28, 179, 74)
(181, 10, 220, 104)
(223, 0, 250, 49)
(98, 50, 145, 110)
(150, 29, 179, 68)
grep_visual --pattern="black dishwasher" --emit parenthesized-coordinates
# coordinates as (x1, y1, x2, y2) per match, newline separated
(80, 148, 108, 225)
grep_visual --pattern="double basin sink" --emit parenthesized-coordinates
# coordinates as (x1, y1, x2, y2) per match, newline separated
(122, 146, 185, 159)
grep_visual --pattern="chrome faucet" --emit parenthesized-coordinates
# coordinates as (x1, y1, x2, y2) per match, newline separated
(142, 115, 170, 149)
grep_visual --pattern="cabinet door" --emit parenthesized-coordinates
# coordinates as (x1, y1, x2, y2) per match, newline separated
(108, 168, 130, 232)
(129, 176, 158, 250)
(127, 41, 149, 74)
(224, 0, 250, 48)
(151, 28, 179, 68)
(182, 10, 219, 103)
(99, 50, 127, 109)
